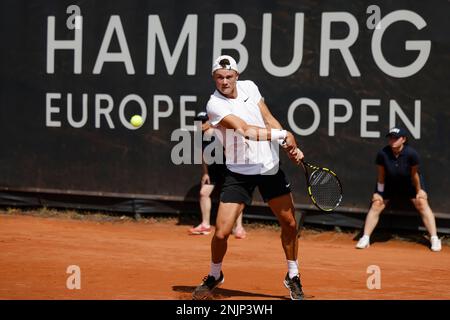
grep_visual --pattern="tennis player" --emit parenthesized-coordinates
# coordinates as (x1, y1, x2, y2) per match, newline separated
(192, 55, 305, 300)
(356, 127, 441, 251)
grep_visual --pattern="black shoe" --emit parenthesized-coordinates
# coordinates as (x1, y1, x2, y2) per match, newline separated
(283, 273, 304, 300)
(192, 272, 224, 300)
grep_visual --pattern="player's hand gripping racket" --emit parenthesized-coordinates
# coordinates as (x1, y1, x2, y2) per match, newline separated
(298, 160, 343, 212)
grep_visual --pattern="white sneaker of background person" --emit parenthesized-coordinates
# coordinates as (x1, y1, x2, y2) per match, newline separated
(430, 236, 442, 252)
(356, 235, 370, 249)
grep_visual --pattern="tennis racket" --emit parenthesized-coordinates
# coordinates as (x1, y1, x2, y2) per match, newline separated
(298, 160, 343, 212)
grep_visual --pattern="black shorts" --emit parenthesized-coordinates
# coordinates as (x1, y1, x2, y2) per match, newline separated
(207, 163, 226, 185)
(220, 167, 291, 206)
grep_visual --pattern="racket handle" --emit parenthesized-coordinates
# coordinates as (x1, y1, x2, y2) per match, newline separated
(280, 140, 306, 167)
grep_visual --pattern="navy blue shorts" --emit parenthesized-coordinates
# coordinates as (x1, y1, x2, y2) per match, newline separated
(375, 175, 426, 200)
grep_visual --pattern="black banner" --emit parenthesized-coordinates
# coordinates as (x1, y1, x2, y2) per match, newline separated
(1, 0, 449, 214)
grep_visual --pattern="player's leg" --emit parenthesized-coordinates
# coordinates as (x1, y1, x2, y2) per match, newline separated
(212, 202, 246, 262)
(267, 192, 304, 300)
(192, 202, 244, 300)
(267, 193, 298, 261)
(193, 170, 253, 299)
(356, 193, 388, 248)
(212, 168, 248, 256)
(411, 195, 441, 251)
(259, 168, 303, 300)
(233, 211, 247, 239)
(258, 168, 298, 260)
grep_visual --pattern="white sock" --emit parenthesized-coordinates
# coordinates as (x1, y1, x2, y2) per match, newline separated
(430, 235, 438, 241)
(209, 262, 222, 280)
(362, 235, 370, 241)
(287, 260, 299, 279)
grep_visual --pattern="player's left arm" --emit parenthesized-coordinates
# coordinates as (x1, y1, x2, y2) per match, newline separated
(258, 99, 283, 130)
(258, 99, 303, 162)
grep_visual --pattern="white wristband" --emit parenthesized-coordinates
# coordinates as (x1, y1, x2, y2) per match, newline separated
(271, 129, 287, 141)
(377, 183, 385, 193)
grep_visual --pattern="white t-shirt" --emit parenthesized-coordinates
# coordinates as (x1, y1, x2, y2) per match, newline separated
(206, 80, 280, 175)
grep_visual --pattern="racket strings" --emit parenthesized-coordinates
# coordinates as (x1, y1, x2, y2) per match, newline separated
(309, 170, 342, 211)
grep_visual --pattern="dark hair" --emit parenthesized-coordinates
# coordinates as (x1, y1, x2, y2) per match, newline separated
(219, 59, 230, 68)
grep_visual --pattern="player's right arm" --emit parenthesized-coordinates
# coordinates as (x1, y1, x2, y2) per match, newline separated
(218, 114, 289, 142)
(218, 114, 302, 164)
(207, 97, 296, 148)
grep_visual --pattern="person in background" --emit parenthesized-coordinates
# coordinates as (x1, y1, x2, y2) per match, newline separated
(356, 127, 441, 252)
(189, 111, 247, 239)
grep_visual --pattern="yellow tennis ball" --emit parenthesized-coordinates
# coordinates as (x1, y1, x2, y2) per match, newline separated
(130, 115, 143, 127)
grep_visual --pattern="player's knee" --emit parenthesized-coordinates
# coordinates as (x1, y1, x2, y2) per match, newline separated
(213, 230, 230, 241)
(414, 198, 428, 211)
(199, 188, 211, 198)
(288, 219, 297, 231)
(372, 199, 385, 210)
(281, 220, 297, 237)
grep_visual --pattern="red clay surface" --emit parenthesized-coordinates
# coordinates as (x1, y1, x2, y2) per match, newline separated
(1, 213, 449, 300)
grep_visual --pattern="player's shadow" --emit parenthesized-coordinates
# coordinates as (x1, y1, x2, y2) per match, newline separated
(172, 285, 290, 300)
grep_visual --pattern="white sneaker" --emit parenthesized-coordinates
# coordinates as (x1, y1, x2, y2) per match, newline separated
(430, 236, 442, 252)
(356, 236, 370, 249)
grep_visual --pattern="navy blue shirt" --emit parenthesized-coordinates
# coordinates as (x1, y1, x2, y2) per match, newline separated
(375, 145, 420, 198)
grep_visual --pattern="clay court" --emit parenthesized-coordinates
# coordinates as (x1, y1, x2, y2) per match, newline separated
(1, 210, 449, 300)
